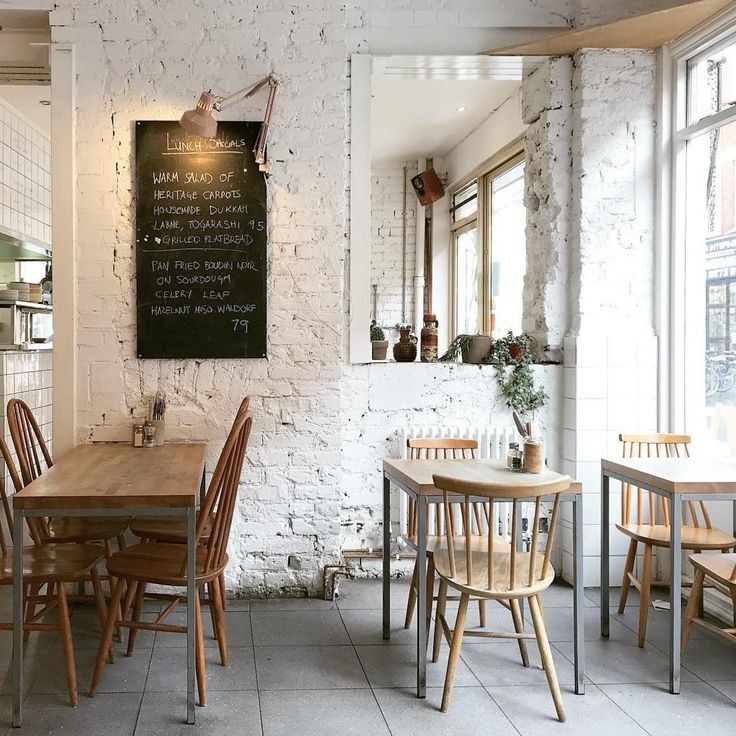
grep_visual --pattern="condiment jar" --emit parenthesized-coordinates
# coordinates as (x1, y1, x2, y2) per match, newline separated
(523, 436, 544, 473)
(132, 423, 144, 448)
(507, 442, 523, 472)
(143, 422, 156, 448)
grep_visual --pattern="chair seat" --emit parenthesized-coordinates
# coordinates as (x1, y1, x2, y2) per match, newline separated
(0, 543, 105, 583)
(407, 534, 511, 555)
(689, 552, 736, 587)
(106, 542, 225, 586)
(434, 547, 555, 599)
(129, 513, 214, 544)
(616, 522, 736, 550)
(46, 516, 131, 544)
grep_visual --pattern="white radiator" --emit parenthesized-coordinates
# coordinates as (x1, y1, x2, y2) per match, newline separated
(398, 424, 518, 539)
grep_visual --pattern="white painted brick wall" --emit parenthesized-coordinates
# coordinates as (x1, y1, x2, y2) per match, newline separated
(370, 163, 417, 329)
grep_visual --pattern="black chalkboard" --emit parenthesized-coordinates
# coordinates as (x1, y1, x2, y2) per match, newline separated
(135, 120, 267, 359)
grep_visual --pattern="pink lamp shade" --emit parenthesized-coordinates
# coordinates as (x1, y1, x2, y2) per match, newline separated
(179, 91, 218, 138)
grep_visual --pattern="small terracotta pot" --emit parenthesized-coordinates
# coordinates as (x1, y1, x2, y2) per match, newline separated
(371, 340, 388, 361)
(462, 335, 492, 364)
(509, 345, 525, 362)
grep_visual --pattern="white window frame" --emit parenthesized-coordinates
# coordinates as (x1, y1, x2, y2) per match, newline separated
(661, 3, 736, 433)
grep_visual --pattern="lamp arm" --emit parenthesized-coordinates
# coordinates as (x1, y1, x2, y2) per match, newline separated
(214, 74, 280, 111)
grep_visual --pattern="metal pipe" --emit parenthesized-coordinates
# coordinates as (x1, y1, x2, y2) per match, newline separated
(401, 163, 407, 325)
(414, 157, 427, 333)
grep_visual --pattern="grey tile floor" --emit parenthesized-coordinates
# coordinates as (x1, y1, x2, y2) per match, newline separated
(0, 579, 735, 735)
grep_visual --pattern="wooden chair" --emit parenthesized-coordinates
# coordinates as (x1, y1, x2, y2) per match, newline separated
(0, 433, 108, 707)
(90, 410, 253, 706)
(405, 437, 502, 632)
(8, 398, 130, 550)
(616, 433, 736, 647)
(431, 472, 570, 720)
(128, 397, 250, 619)
(682, 552, 736, 651)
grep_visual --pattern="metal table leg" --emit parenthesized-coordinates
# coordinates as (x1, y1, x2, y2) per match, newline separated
(383, 475, 391, 640)
(669, 493, 682, 695)
(416, 497, 427, 698)
(199, 466, 206, 509)
(186, 506, 197, 724)
(601, 470, 610, 638)
(573, 492, 585, 694)
(515, 507, 525, 619)
(12, 508, 23, 727)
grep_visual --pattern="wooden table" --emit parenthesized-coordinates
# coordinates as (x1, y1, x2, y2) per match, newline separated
(11, 443, 207, 727)
(601, 456, 736, 695)
(383, 458, 585, 698)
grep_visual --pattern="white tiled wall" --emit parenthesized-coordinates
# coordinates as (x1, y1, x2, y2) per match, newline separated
(0, 351, 53, 494)
(0, 98, 51, 246)
(559, 333, 658, 587)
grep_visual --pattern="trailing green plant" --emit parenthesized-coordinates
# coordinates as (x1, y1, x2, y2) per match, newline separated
(439, 334, 478, 362)
(370, 320, 385, 342)
(487, 332, 547, 415)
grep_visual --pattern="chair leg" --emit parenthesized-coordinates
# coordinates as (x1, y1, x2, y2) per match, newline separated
(56, 583, 79, 708)
(433, 579, 448, 663)
(478, 599, 486, 628)
(90, 567, 115, 664)
(211, 576, 229, 666)
(618, 539, 638, 614)
(218, 573, 227, 611)
(529, 594, 565, 722)
(90, 577, 124, 697)
(682, 568, 705, 653)
(126, 582, 147, 657)
(207, 583, 219, 642)
(195, 590, 208, 707)
(425, 555, 435, 639)
(121, 580, 138, 623)
(509, 598, 530, 667)
(440, 591, 469, 713)
(404, 560, 418, 629)
(637, 544, 653, 648)
(24, 583, 41, 642)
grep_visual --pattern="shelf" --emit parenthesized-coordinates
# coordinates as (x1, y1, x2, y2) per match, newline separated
(0, 301, 52, 311)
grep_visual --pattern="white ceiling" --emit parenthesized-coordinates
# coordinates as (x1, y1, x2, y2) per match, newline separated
(0, 85, 51, 134)
(371, 77, 520, 164)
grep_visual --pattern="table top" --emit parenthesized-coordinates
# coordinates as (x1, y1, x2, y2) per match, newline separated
(383, 458, 581, 495)
(13, 442, 207, 510)
(602, 456, 736, 494)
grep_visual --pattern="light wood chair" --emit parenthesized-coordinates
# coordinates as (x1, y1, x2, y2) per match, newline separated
(404, 437, 501, 632)
(682, 552, 736, 651)
(8, 398, 131, 549)
(90, 410, 253, 706)
(128, 397, 250, 620)
(0, 433, 108, 707)
(431, 472, 570, 720)
(616, 433, 736, 647)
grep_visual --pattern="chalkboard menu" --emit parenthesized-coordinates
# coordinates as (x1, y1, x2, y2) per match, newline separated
(135, 120, 267, 359)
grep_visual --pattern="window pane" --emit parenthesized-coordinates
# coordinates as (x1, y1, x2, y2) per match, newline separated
(686, 118, 736, 448)
(455, 226, 479, 335)
(488, 161, 525, 337)
(452, 181, 477, 222)
(687, 36, 736, 125)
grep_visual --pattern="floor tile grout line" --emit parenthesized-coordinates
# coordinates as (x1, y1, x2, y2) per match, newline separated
(336, 603, 394, 735)
(593, 682, 655, 736)
(248, 600, 266, 736)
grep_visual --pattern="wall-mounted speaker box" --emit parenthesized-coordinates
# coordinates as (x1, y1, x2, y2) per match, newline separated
(411, 168, 445, 206)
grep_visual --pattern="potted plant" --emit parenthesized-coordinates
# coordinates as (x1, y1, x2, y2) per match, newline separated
(488, 332, 547, 415)
(370, 321, 388, 361)
(440, 334, 492, 364)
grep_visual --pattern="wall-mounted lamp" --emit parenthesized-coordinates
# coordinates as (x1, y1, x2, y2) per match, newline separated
(180, 74, 280, 167)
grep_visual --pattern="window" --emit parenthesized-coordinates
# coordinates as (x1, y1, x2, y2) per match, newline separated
(450, 151, 526, 338)
(669, 17, 736, 450)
